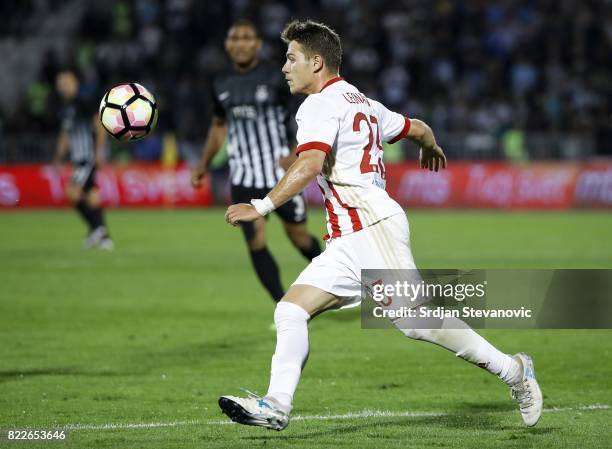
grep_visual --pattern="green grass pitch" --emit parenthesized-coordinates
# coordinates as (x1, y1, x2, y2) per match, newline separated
(0, 209, 611, 448)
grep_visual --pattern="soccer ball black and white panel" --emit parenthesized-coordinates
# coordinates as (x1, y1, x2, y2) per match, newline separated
(99, 83, 158, 141)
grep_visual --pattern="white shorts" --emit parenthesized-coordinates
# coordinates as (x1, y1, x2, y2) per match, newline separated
(292, 213, 416, 309)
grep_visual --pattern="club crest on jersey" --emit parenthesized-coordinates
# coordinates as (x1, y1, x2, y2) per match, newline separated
(255, 85, 269, 103)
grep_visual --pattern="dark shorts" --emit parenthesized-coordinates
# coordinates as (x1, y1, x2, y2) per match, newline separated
(230, 184, 307, 241)
(71, 163, 97, 191)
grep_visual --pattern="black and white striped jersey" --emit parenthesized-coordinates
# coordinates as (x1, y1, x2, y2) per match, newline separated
(211, 61, 296, 189)
(60, 98, 96, 165)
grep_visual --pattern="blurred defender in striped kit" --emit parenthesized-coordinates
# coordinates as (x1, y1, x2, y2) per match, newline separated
(192, 20, 321, 303)
(53, 68, 113, 250)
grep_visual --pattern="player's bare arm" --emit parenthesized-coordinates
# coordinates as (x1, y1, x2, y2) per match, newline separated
(225, 149, 325, 226)
(278, 150, 298, 171)
(191, 116, 227, 188)
(407, 118, 447, 172)
(93, 114, 107, 166)
(267, 149, 324, 206)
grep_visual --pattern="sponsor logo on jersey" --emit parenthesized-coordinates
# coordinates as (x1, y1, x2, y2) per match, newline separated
(231, 105, 257, 119)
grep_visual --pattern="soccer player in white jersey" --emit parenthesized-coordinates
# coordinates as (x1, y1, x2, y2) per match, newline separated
(219, 20, 543, 431)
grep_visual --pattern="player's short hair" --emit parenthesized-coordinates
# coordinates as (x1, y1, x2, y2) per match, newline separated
(281, 20, 342, 73)
(229, 18, 260, 37)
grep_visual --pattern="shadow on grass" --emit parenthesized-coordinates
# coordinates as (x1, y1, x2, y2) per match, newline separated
(239, 418, 423, 441)
(450, 400, 515, 413)
(238, 404, 556, 442)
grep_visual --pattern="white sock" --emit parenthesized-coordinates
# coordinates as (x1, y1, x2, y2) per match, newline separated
(394, 314, 522, 385)
(265, 301, 310, 410)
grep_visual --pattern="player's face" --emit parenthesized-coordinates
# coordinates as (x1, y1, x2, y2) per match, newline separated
(56, 72, 78, 100)
(225, 25, 261, 68)
(282, 41, 315, 95)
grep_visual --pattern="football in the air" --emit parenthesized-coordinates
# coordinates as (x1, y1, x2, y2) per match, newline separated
(99, 83, 158, 141)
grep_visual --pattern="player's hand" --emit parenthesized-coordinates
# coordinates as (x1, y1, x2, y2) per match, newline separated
(225, 203, 262, 226)
(191, 166, 207, 188)
(419, 145, 447, 172)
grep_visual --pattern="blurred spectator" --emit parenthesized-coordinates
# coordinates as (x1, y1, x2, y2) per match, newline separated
(2, 0, 611, 161)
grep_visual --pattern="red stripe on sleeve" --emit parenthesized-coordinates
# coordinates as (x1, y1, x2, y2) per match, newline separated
(296, 141, 332, 155)
(388, 117, 411, 144)
(327, 181, 363, 233)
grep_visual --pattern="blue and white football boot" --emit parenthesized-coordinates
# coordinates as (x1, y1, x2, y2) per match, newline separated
(510, 353, 543, 426)
(219, 390, 290, 431)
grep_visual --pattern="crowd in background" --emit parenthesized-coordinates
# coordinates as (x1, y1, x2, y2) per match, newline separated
(3, 0, 612, 160)
(0, 0, 64, 39)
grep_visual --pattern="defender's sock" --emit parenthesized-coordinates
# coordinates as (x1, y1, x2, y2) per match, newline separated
(249, 247, 284, 302)
(75, 200, 95, 231)
(90, 207, 108, 236)
(299, 235, 322, 261)
(393, 314, 522, 385)
(266, 302, 310, 410)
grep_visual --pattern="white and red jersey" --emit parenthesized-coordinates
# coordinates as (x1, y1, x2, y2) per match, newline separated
(295, 77, 411, 240)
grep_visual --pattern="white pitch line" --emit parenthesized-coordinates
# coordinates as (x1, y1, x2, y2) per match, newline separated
(65, 420, 200, 430)
(62, 404, 610, 431)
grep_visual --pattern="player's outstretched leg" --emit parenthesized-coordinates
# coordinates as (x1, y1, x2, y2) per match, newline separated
(219, 286, 338, 430)
(219, 301, 305, 430)
(392, 314, 543, 426)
